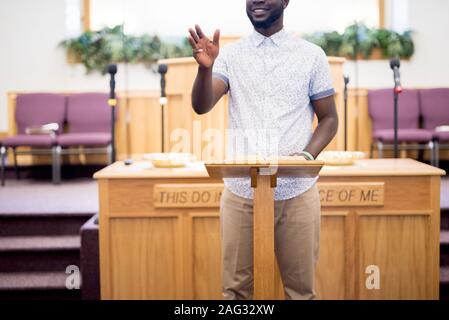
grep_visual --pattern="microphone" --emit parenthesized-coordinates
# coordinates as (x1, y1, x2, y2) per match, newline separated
(390, 58, 402, 94)
(107, 64, 117, 101)
(158, 64, 168, 106)
(343, 75, 350, 100)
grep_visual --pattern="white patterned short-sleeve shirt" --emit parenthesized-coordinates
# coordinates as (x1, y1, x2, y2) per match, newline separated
(213, 28, 335, 200)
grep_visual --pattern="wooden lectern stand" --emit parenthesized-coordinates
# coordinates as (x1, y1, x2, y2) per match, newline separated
(205, 158, 324, 299)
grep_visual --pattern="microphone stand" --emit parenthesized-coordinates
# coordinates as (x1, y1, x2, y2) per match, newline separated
(390, 58, 402, 159)
(393, 87, 400, 158)
(122, 22, 131, 159)
(107, 64, 118, 163)
(158, 64, 168, 153)
(344, 75, 350, 151)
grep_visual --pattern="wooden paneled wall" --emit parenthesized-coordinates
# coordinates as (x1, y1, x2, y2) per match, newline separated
(8, 85, 446, 166)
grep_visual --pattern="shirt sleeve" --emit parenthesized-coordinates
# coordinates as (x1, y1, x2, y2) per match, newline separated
(309, 48, 335, 101)
(212, 49, 230, 91)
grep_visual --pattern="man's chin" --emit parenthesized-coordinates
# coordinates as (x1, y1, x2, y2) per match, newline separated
(248, 13, 283, 30)
(247, 12, 268, 29)
(250, 19, 272, 29)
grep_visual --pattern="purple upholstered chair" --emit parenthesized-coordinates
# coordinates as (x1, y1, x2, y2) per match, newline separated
(57, 93, 116, 167)
(0, 93, 66, 185)
(419, 88, 449, 167)
(368, 89, 434, 164)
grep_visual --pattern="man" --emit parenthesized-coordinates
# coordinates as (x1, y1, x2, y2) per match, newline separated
(188, 0, 338, 300)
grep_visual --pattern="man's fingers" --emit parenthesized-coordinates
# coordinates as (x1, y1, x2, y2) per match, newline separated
(213, 29, 220, 46)
(188, 36, 197, 49)
(195, 24, 205, 39)
(188, 28, 199, 43)
(189, 37, 204, 55)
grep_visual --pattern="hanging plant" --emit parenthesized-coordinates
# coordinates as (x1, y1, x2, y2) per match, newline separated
(304, 23, 414, 60)
(60, 25, 192, 74)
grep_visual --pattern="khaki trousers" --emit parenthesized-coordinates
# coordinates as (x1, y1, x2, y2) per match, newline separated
(220, 184, 321, 300)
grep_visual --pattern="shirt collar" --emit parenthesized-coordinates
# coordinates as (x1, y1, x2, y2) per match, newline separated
(250, 28, 287, 47)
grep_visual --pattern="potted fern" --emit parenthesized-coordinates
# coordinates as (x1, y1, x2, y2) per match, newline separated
(304, 23, 414, 60)
(61, 25, 192, 74)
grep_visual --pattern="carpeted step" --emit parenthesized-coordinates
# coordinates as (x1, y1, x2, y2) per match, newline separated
(440, 266, 449, 300)
(0, 271, 81, 300)
(441, 230, 449, 245)
(0, 235, 80, 273)
(0, 212, 93, 236)
(441, 230, 449, 267)
(0, 271, 70, 290)
(441, 175, 448, 231)
(0, 235, 80, 252)
(442, 209, 449, 231)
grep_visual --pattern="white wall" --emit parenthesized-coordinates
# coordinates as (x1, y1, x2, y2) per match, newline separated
(90, 0, 379, 36)
(404, 0, 449, 87)
(1, 0, 449, 132)
(0, 0, 159, 132)
(344, 0, 449, 89)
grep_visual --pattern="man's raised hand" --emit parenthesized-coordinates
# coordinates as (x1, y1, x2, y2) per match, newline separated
(188, 25, 220, 69)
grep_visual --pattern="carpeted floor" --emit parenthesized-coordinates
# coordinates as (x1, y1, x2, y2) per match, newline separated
(0, 168, 97, 300)
(0, 178, 98, 213)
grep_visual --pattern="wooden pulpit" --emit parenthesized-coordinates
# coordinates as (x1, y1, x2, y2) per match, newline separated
(205, 158, 324, 299)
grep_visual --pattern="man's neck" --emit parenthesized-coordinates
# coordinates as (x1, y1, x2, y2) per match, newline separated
(254, 18, 284, 37)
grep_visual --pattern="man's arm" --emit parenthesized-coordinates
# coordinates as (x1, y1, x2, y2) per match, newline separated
(191, 67, 228, 115)
(303, 95, 339, 158)
(188, 25, 227, 115)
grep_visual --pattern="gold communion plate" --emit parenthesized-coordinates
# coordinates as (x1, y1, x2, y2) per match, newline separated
(143, 153, 196, 168)
(317, 151, 366, 166)
(152, 159, 186, 168)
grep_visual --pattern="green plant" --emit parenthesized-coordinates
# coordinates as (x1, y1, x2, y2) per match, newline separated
(304, 23, 414, 60)
(305, 31, 343, 57)
(60, 25, 192, 74)
(376, 28, 414, 58)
